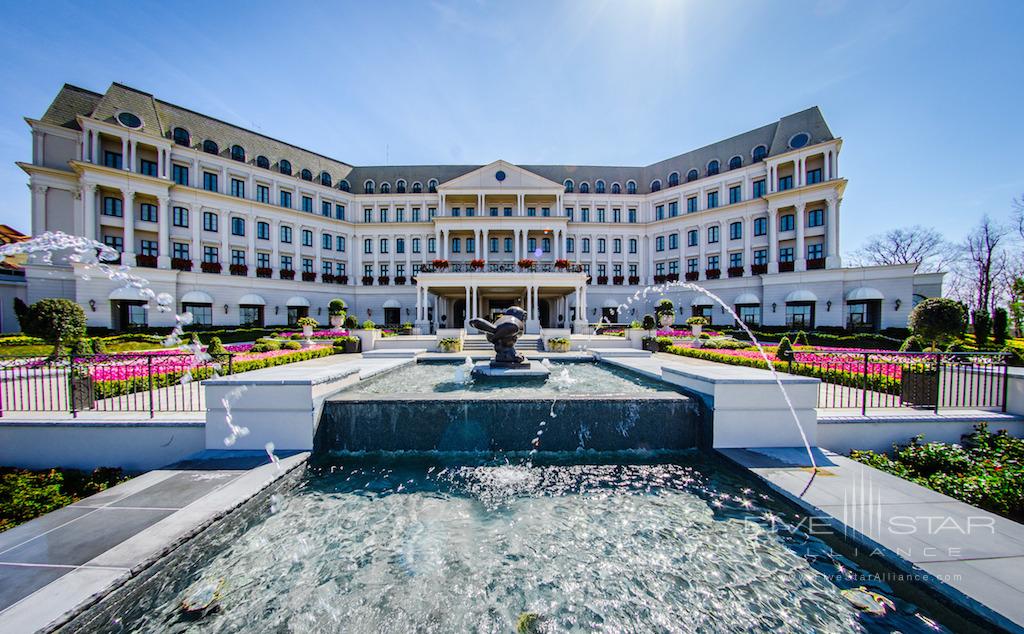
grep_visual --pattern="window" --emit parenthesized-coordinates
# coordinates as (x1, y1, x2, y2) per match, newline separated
(363, 208, 372, 223)
(581, 208, 590, 222)
(412, 181, 422, 193)
(140, 159, 157, 177)
(650, 179, 662, 192)
(413, 238, 422, 253)
(728, 156, 742, 170)
(668, 172, 680, 187)
(173, 206, 188, 227)
(806, 168, 822, 185)
(452, 237, 461, 253)
(428, 179, 438, 193)
(752, 179, 766, 198)
(257, 221, 269, 240)
(203, 211, 218, 232)
(629, 238, 637, 254)
(256, 184, 269, 203)
(322, 233, 332, 250)
(686, 169, 699, 183)
(656, 205, 665, 221)
(656, 236, 665, 252)
(302, 230, 313, 247)
(322, 201, 331, 217)
(754, 249, 767, 265)
(563, 179, 574, 193)
(139, 203, 157, 222)
(579, 182, 589, 193)
(172, 242, 189, 260)
(626, 181, 637, 194)
(103, 151, 122, 169)
(612, 183, 621, 194)
(808, 208, 824, 227)
(184, 303, 212, 326)
(687, 229, 698, 246)
(280, 225, 292, 243)
(239, 305, 263, 327)
(363, 238, 372, 254)
(754, 217, 767, 236)
(302, 196, 313, 212)
(687, 197, 697, 213)
(708, 226, 720, 243)
(739, 305, 760, 326)
(527, 207, 536, 217)
(566, 208, 574, 221)
(582, 238, 591, 253)
(256, 155, 270, 170)
(451, 207, 460, 218)
(786, 303, 814, 328)
(465, 207, 475, 217)
(503, 207, 512, 217)
(203, 245, 219, 263)
(281, 255, 293, 270)
(140, 240, 157, 257)
(752, 145, 768, 162)
(566, 237, 575, 253)
(231, 249, 246, 266)
(336, 204, 346, 220)
(379, 182, 390, 194)
(707, 160, 719, 176)
(489, 237, 498, 253)
(614, 238, 622, 253)
(396, 208, 405, 222)
(687, 258, 698, 273)
(668, 233, 678, 250)
(779, 247, 794, 263)
(280, 191, 292, 208)
(103, 235, 123, 252)
(203, 140, 218, 155)
(320, 172, 332, 187)
(612, 208, 621, 223)
(780, 214, 795, 232)
(807, 243, 823, 260)
(505, 237, 513, 252)
(729, 185, 741, 204)
(542, 238, 551, 253)
(339, 180, 351, 192)
(279, 160, 292, 176)
(789, 132, 810, 149)
(231, 217, 245, 236)
(707, 255, 719, 270)
(707, 191, 719, 209)
(729, 222, 742, 240)
(730, 252, 743, 268)
(597, 238, 606, 253)
(300, 169, 312, 182)
(595, 180, 606, 193)
(322, 261, 333, 275)
(396, 238, 405, 254)
(429, 237, 437, 253)
(380, 208, 389, 223)
(231, 145, 245, 162)
(172, 127, 190, 146)
(337, 236, 345, 251)
(231, 179, 245, 198)
(542, 207, 551, 217)
(172, 164, 189, 185)
(778, 175, 793, 191)
(203, 172, 218, 192)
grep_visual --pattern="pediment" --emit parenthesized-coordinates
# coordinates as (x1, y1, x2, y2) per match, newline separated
(439, 160, 562, 192)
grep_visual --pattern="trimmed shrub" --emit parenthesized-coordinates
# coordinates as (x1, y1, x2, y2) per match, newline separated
(685, 316, 709, 326)
(909, 298, 965, 350)
(898, 335, 923, 352)
(655, 299, 674, 316)
(344, 315, 359, 329)
(328, 299, 347, 316)
(361, 319, 376, 330)
(297, 316, 318, 328)
(283, 341, 302, 350)
(91, 337, 108, 354)
(775, 336, 794, 362)
(21, 299, 87, 357)
(992, 307, 1008, 346)
(206, 337, 228, 359)
(794, 330, 809, 346)
(12, 297, 30, 331)
(972, 310, 991, 348)
(641, 314, 656, 330)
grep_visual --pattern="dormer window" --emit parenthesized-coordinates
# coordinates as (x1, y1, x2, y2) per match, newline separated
(300, 169, 313, 181)
(320, 171, 332, 187)
(364, 180, 375, 194)
(563, 179, 574, 193)
(412, 181, 422, 193)
(230, 145, 245, 162)
(579, 182, 589, 193)
(752, 145, 768, 162)
(256, 155, 270, 169)
(202, 140, 219, 155)
(396, 180, 406, 193)
(611, 182, 621, 194)
(686, 169, 699, 182)
(428, 179, 438, 193)
(279, 160, 292, 176)
(707, 160, 720, 176)
(595, 180, 606, 194)
(116, 112, 142, 129)
(668, 172, 680, 187)
(172, 127, 190, 146)
(650, 179, 661, 192)
(728, 156, 743, 170)
(380, 182, 391, 194)
(340, 180, 351, 192)
(626, 181, 637, 195)
(788, 132, 810, 149)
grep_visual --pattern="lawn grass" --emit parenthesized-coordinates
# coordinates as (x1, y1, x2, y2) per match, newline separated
(0, 467, 129, 532)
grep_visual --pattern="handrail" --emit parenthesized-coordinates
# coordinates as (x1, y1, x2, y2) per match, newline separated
(419, 262, 587, 273)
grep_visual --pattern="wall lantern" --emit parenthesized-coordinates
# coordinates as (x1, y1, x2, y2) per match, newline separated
(630, 307, 636, 315)
(771, 302, 777, 313)
(591, 307, 598, 316)
(223, 304, 229, 314)
(406, 308, 411, 315)
(88, 299, 96, 312)
(894, 299, 902, 311)
(317, 307, 322, 316)
(367, 309, 372, 317)
(826, 300, 832, 312)
(275, 305, 280, 315)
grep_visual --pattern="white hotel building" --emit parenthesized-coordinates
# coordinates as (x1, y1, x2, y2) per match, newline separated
(20, 82, 941, 333)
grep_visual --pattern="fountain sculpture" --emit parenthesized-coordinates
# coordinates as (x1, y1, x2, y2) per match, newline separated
(468, 306, 550, 378)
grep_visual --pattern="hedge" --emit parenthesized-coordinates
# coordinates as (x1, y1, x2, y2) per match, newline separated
(723, 328, 904, 350)
(85, 326, 278, 344)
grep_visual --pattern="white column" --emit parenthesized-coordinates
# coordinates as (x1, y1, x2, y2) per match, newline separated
(82, 184, 97, 241)
(513, 229, 520, 261)
(826, 196, 841, 267)
(191, 204, 202, 270)
(482, 228, 489, 265)
(742, 216, 751, 276)
(464, 285, 471, 325)
(90, 129, 99, 164)
(121, 137, 129, 171)
(123, 190, 136, 259)
(219, 212, 230, 275)
(697, 224, 706, 280)
(767, 207, 778, 274)
(372, 233, 379, 281)
(794, 202, 806, 271)
(157, 195, 170, 268)
(156, 147, 164, 179)
(271, 220, 280, 275)
(247, 216, 257, 277)
(129, 140, 138, 172)
(30, 185, 47, 237)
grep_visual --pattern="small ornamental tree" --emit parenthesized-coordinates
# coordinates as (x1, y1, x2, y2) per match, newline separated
(641, 314, 656, 331)
(655, 299, 674, 317)
(22, 298, 86, 358)
(297, 316, 318, 328)
(908, 298, 965, 351)
(899, 335, 923, 352)
(775, 336, 795, 362)
(344, 314, 359, 329)
(972, 310, 991, 348)
(328, 299, 347, 317)
(206, 336, 228, 360)
(794, 330, 809, 346)
(992, 307, 1008, 346)
(685, 316, 709, 326)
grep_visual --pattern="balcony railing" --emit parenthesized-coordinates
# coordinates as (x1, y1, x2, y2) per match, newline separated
(418, 262, 587, 274)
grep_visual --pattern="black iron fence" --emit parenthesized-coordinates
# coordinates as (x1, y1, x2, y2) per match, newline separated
(786, 350, 1010, 413)
(0, 352, 234, 418)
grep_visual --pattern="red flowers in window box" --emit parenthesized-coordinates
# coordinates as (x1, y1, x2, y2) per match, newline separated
(705, 268, 721, 279)
(517, 258, 536, 269)
(807, 257, 826, 270)
(628, 275, 640, 285)
(279, 269, 295, 280)
(377, 275, 389, 285)
(431, 259, 449, 269)
(200, 261, 222, 274)
(751, 264, 768, 275)
(229, 264, 248, 276)
(612, 275, 624, 285)
(361, 275, 374, 285)
(727, 266, 744, 278)
(685, 271, 699, 282)
(469, 259, 485, 270)
(322, 273, 336, 283)
(256, 267, 272, 278)
(667, 273, 680, 282)
(171, 257, 192, 272)
(554, 258, 571, 270)
(597, 275, 608, 285)
(779, 261, 795, 273)
(302, 271, 317, 282)
(135, 254, 158, 268)
(394, 276, 406, 285)
(336, 275, 348, 285)
(654, 274, 667, 283)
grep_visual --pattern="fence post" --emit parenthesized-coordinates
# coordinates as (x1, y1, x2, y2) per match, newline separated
(1002, 357, 1009, 413)
(69, 354, 77, 419)
(148, 355, 155, 418)
(228, 353, 234, 376)
(861, 352, 868, 416)
(934, 354, 942, 415)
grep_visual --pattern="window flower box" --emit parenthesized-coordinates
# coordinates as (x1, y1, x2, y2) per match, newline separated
(229, 264, 248, 276)
(469, 259, 485, 270)
(336, 275, 348, 285)
(684, 271, 699, 282)
(597, 275, 608, 285)
(779, 261, 795, 273)
(302, 271, 317, 282)
(377, 275, 389, 285)
(322, 273, 336, 283)
(704, 268, 721, 279)
(279, 269, 295, 280)
(517, 258, 536, 269)
(394, 276, 406, 285)
(667, 273, 679, 282)
(751, 264, 768, 275)
(200, 261, 222, 274)
(628, 275, 640, 285)
(135, 254, 158, 268)
(431, 259, 449, 269)
(361, 275, 374, 285)
(654, 274, 667, 283)
(613, 275, 624, 285)
(256, 267, 272, 278)
(807, 257, 826, 270)
(727, 266, 744, 278)
(554, 258, 571, 270)
(171, 257, 192, 272)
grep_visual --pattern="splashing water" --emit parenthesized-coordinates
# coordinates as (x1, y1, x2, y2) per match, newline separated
(222, 386, 250, 447)
(265, 441, 282, 471)
(452, 355, 474, 384)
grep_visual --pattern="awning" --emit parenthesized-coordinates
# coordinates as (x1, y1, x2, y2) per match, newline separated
(691, 296, 713, 306)
(286, 296, 310, 307)
(602, 298, 620, 308)
(733, 292, 760, 305)
(180, 290, 213, 304)
(382, 299, 402, 309)
(108, 287, 150, 301)
(845, 286, 884, 301)
(238, 293, 266, 306)
(785, 290, 818, 303)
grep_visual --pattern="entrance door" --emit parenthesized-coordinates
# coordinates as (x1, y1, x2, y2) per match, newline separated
(111, 300, 148, 330)
(488, 298, 513, 322)
(287, 306, 308, 326)
(383, 307, 401, 326)
(539, 299, 551, 327)
(452, 299, 465, 328)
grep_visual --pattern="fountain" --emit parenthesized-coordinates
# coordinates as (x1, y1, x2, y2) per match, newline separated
(467, 306, 550, 378)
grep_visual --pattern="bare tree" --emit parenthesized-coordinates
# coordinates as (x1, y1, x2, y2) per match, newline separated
(961, 216, 1009, 314)
(849, 225, 952, 272)
(1013, 194, 1024, 240)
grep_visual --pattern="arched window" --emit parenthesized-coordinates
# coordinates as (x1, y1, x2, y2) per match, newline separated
(396, 180, 406, 193)
(202, 140, 218, 155)
(650, 179, 662, 192)
(339, 180, 351, 192)
(279, 160, 292, 176)
(668, 172, 680, 187)
(379, 182, 391, 194)
(595, 180, 606, 194)
(300, 169, 312, 181)
(428, 179, 438, 193)
(412, 181, 422, 193)
(686, 169, 699, 182)
(707, 160, 720, 176)
(363, 180, 375, 194)
(256, 155, 270, 169)
(320, 171, 332, 187)
(579, 182, 589, 193)
(172, 127, 190, 146)
(752, 145, 768, 162)
(728, 156, 743, 170)
(611, 182, 621, 194)
(626, 180, 637, 195)
(563, 179, 574, 193)
(230, 145, 245, 162)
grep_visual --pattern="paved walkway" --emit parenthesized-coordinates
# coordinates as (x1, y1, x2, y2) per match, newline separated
(0, 451, 307, 633)
(721, 447, 1024, 632)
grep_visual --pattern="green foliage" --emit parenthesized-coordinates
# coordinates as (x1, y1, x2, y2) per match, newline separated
(945, 339, 969, 353)
(361, 319, 376, 330)
(685, 316, 709, 326)
(972, 310, 991, 347)
(629, 320, 641, 329)
(328, 299, 347, 316)
(898, 335, 923, 352)
(1, 467, 127, 532)
(992, 307, 1008, 346)
(701, 337, 751, 350)
(206, 337, 228, 359)
(332, 336, 359, 345)
(641, 314, 656, 330)
(344, 314, 359, 329)
(283, 341, 302, 350)
(70, 338, 94, 355)
(21, 299, 87, 356)
(0, 335, 47, 346)
(249, 337, 281, 353)
(91, 337, 108, 354)
(297, 316, 319, 328)
(438, 337, 462, 352)
(775, 336, 794, 362)
(290, 333, 305, 340)
(13, 297, 29, 331)
(794, 330, 809, 346)
(1003, 342, 1024, 367)
(726, 328, 904, 350)
(909, 298, 965, 349)
(851, 424, 1024, 520)
(654, 299, 674, 316)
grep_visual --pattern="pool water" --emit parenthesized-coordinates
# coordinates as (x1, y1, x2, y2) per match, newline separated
(105, 453, 956, 633)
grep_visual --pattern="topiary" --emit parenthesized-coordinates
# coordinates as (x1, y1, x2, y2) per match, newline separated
(775, 336, 795, 362)
(206, 336, 228, 359)
(992, 307, 1008, 347)
(70, 337, 94, 355)
(655, 298, 674, 316)
(629, 320, 641, 329)
(361, 319, 376, 330)
(972, 310, 991, 348)
(21, 298, 87, 357)
(328, 298, 347, 316)
(13, 297, 29, 331)
(297, 316, 319, 328)
(344, 314, 359, 329)
(641, 314, 656, 330)
(794, 330, 809, 346)
(685, 316, 709, 326)
(283, 341, 302, 350)
(908, 298, 965, 350)
(899, 335, 923, 352)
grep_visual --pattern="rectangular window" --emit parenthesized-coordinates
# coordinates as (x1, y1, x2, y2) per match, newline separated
(752, 179, 766, 198)
(203, 245, 219, 264)
(322, 261, 333, 275)
(612, 209, 621, 223)
(336, 204, 346, 220)
(668, 202, 678, 218)
(806, 168, 822, 185)
(380, 208, 388, 223)
(257, 221, 269, 240)
(172, 206, 188, 227)
(231, 249, 246, 266)
(542, 238, 551, 253)
(628, 238, 637, 254)
(185, 303, 212, 326)
(786, 303, 813, 328)
(778, 175, 793, 191)
(728, 185, 741, 205)
(140, 159, 157, 177)
(396, 208, 405, 223)
(172, 164, 189, 185)
(452, 237, 461, 253)
(629, 264, 637, 277)
(628, 209, 637, 223)
(656, 262, 665, 275)
(597, 264, 607, 277)
(707, 191, 719, 209)
(465, 207, 474, 217)
(687, 197, 697, 213)
(707, 226, 719, 243)
(139, 203, 157, 222)
(504, 237, 513, 253)
(687, 258, 698, 273)
(203, 211, 218, 232)
(231, 217, 245, 236)
(597, 208, 606, 222)
(490, 237, 498, 253)
(364, 208, 373, 223)
(614, 238, 622, 253)
(413, 238, 421, 253)
(140, 239, 157, 257)
(337, 236, 345, 251)
(542, 207, 551, 217)
(102, 197, 123, 217)
(302, 258, 313, 274)
(656, 205, 665, 220)
(466, 237, 474, 254)
(807, 243, 823, 260)
(528, 237, 536, 252)
(256, 184, 269, 203)
(754, 217, 767, 236)
(302, 230, 313, 247)
(597, 238, 606, 253)
(203, 172, 218, 192)
(172, 242, 189, 260)
(280, 191, 292, 208)
(668, 261, 678, 275)
(687, 230, 698, 246)
(428, 207, 436, 219)
(567, 237, 575, 253)
(566, 208, 574, 221)
(708, 255, 720, 270)
(668, 233, 678, 250)
(739, 305, 761, 326)
(450, 207, 460, 217)
(729, 221, 742, 240)
(730, 252, 742, 268)
(302, 196, 313, 212)
(754, 249, 767, 266)
(280, 225, 292, 243)
(396, 238, 405, 254)
(257, 252, 270, 268)
(429, 237, 436, 253)
(489, 207, 498, 217)
(322, 201, 331, 217)
(581, 208, 590, 222)
(281, 255, 293, 270)
(103, 151, 122, 169)
(527, 207, 536, 217)
(322, 233, 332, 250)
(807, 209, 824, 227)
(582, 238, 590, 253)
(779, 247, 794, 263)
(231, 178, 245, 198)
(363, 238, 372, 254)
(656, 236, 665, 252)
(503, 207, 512, 217)
(780, 214, 795, 232)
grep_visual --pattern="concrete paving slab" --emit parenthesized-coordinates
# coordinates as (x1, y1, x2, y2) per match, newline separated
(0, 563, 74, 610)
(0, 566, 127, 634)
(107, 471, 240, 509)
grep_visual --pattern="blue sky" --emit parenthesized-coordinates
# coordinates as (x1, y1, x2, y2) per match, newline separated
(0, 0, 1020, 253)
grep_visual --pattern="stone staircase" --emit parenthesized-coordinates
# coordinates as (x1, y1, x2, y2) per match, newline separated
(463, 334, 544, 351)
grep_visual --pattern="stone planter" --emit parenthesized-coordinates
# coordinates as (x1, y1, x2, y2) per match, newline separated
(691, 324, 702, 337)
(341, 339, 360, 354)
(302, 325, 314, 338)
(546, 340, 570, 353)
(329, 315, 344, 328)
(438, 340, 463, 353)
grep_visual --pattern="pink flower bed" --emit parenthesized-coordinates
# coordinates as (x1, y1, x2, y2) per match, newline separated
(275, 329, 349, 339)
(88, 344, 330, 381)
(705, 347, 915, 379)
(657, 329, 720, 337)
